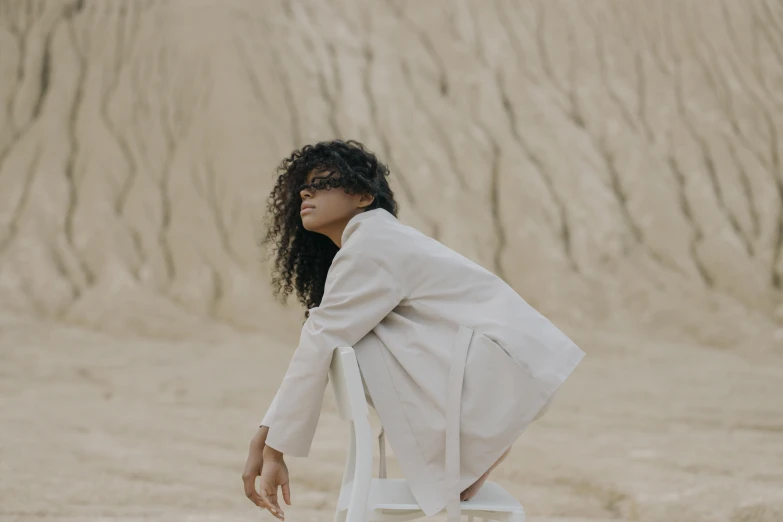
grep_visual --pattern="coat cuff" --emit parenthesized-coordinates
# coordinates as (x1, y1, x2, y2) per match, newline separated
(265, 429, 311, 457)
(259, 388, 280, 428)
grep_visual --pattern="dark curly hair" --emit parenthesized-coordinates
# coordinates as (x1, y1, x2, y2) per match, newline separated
(261, 139, 399, 320)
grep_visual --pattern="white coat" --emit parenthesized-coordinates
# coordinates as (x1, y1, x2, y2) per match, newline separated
(261, 207, 585, 521)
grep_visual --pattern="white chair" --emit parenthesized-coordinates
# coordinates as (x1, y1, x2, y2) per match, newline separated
(329, 346, 526, 522)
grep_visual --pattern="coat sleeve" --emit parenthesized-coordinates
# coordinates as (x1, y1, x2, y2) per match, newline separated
(259, 388, 279, 429)
(262, 248, 405, 457)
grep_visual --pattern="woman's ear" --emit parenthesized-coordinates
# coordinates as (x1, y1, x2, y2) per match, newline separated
(358, 193, 375, 208)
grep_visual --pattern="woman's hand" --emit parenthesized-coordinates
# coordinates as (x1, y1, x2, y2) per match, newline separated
(242, 427, 269, 509)
(258, 445, 291, 520)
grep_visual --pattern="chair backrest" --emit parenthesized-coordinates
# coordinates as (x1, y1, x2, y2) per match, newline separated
(330, 346, 369, 421)
(329, 346, 374, 522)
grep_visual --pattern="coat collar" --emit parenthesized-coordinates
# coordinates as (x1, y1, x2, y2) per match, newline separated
(340, 207, 395, 246)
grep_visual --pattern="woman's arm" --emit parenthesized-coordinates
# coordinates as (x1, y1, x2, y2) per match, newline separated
(263, 249, 405, 457)
(263, 444, 283, 460)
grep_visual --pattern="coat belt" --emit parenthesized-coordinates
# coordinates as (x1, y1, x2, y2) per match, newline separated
(445, 324, 473, 522)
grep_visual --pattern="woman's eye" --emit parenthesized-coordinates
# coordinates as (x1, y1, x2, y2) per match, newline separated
(299, 176, 342, 193)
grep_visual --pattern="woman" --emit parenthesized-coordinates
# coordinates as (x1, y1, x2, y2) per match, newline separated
(242, 140, 585, 521)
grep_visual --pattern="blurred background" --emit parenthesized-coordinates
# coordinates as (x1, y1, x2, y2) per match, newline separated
(1, 0, 782, 520)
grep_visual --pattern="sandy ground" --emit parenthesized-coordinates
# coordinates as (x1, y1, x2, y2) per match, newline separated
(2, 1, 783, 521)
(2, 312, 782, 522)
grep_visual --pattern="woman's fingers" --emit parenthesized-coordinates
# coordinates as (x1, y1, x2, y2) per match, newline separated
(260, 488, 284, 520)
(241, 443, 264, 508)
(242, 473, 265, 508)
(281, 482, 291, 506)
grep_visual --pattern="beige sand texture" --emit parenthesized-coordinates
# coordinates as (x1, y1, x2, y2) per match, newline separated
(1, 0, 783, 521)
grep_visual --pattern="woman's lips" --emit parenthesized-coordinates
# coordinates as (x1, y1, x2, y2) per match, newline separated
(300, 207, 315, 215)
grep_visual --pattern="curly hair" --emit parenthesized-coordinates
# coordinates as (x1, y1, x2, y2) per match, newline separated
(260, 139, 399, 320)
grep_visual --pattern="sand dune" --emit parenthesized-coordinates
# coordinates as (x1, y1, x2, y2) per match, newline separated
(1, 1, 782, 521)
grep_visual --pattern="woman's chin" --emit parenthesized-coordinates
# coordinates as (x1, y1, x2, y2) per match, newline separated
(300, 214, 317, 230)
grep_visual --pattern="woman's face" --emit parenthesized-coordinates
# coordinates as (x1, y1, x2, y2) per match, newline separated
(298, 169, 374, 244)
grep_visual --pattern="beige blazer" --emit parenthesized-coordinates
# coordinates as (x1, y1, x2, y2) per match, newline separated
(261, 208, 585, 521)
